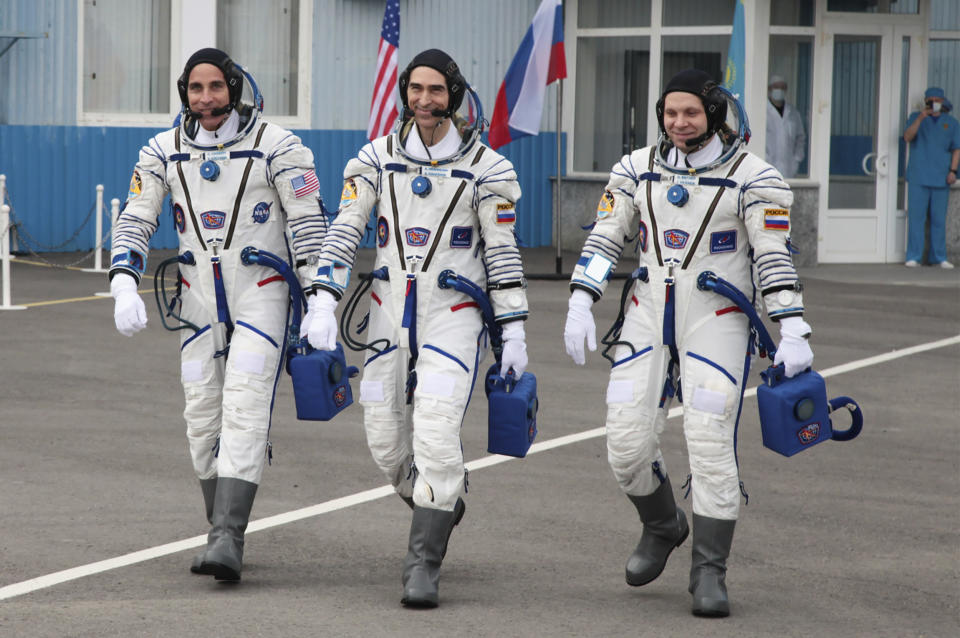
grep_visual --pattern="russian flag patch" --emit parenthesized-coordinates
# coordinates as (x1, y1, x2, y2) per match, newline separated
(764, 208, 790, 230)
(496, 202, 516, 223)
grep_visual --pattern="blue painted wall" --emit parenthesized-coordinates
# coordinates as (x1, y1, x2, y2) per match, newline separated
(0, 125, 563, 253)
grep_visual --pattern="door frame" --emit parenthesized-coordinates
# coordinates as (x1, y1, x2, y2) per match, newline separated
(812, 5, 927, 263)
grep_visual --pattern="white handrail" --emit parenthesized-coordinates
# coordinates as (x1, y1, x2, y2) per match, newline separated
(1, 203, 26, 310)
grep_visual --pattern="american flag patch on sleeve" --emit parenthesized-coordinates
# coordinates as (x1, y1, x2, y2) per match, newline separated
(763, 208, 789, 230)
(290, 171, 320, 198)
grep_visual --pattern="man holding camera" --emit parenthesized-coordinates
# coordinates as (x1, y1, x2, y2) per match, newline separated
(902, 86, 960, 268)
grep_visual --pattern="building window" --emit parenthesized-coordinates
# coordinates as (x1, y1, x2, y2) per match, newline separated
(577, 0, 650, 28)
(570, 1, 742, 174)
(929, 0, 960, 107)
(217, 0, 300, 117)
(662, 0, 735, 27)
(767, 35, 813, 178)
(771, 0, 815, 26)
(826, 0, 918, 14)
(82, 0, 171, 114)
(574, 36, 650, 173)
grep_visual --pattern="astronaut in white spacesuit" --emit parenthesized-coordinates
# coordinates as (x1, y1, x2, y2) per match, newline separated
(563, 69, 814, 617)
(109, 48, 328, 582)
(306, 49, 529, 608)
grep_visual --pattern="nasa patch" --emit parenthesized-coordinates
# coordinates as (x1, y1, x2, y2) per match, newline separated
(663, 228, 689, 249)
(200, 210, 226, 229)
(710, 230, 737, 254)
(638, 220, 648, 252)
(405, 227, 430, 247)
(450, 226, 473, 248)
(252, 201, 272, 224)
(797, 422, 821, 445)
(333, 385, 347, 407)
(377, 216, 389, 248)
(173, 203, 186, 233)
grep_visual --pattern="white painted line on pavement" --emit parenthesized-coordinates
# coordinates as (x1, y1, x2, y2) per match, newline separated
(2, 334, 957, 601)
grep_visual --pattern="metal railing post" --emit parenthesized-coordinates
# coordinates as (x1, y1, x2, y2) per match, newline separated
(1, 203, 26, 310)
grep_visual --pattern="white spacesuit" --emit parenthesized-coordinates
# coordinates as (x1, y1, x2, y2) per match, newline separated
(109, 49, 327, 581)
(308, 49, 527, 608)
(564, 69, 812, 618)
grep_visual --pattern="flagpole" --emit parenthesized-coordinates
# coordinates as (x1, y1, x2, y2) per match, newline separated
(555, 79, 563, 275)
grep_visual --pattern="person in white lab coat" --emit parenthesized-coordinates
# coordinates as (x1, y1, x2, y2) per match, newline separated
(765, 75, 807, 178)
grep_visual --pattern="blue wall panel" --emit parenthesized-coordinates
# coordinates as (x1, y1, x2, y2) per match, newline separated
(0, 125, 561, 255)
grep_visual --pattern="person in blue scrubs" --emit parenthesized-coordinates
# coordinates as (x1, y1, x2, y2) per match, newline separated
(903, 87, 960, 268)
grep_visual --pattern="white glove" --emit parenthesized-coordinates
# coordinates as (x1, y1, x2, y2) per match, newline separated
(111, 273, 148, 337)
(774, 316, 814, 378)
(564, 289, 596, 365)
(300, 293, 318, 339)
(306, 289, 338, 351)
(500, 321, 528, 378)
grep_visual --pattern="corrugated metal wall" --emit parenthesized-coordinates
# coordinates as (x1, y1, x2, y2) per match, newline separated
(0, 125, 561, 252)
(0, 0, 77, 125)
(2, 0, 558, 130)
(311, 0, 559, 131)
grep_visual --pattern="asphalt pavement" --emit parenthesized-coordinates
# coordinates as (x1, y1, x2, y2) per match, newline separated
(0, 247, 957, 637)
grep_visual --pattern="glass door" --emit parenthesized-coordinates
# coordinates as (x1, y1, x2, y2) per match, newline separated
(819, 28, 892, 262)
(816, 14, 923, 263)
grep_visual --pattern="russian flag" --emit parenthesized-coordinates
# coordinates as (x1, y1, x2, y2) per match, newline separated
(488, 0, 567, 150)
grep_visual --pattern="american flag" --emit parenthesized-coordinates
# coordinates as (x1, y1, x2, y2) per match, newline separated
(290, 171, 320, 198)
(367, 0, 400, 140)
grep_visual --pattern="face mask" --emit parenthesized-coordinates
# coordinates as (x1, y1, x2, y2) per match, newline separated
(769, 89, 786, 102)
(932, 101, 943, 113)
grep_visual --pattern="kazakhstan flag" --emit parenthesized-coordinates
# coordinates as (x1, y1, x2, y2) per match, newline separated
(724, 0, 745, 100)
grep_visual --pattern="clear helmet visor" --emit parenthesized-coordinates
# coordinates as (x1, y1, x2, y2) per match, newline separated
(656, 85, 752, 174)
(394, 84, 485, 165)
(178, 62, 264, 149)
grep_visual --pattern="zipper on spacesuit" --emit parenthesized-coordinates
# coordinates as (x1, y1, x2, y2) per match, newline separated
(208, 239, 231, 324)
(662, 260, 682, 405)
(402, 258, 421, 404)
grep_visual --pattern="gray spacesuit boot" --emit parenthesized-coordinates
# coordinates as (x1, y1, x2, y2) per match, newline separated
(689, 514, 737, 617)
(401, 505, 459, 608)
(625, 477, 689, 586)
(190, 478, 218, 574)
(199, 477, 258, 582)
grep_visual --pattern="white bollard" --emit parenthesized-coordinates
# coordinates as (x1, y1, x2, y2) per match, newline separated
(0, 173, 13, 258)
(92, 198, 121, 296)
(82, 184, 109, 273)
(1, 204, 27, 310)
